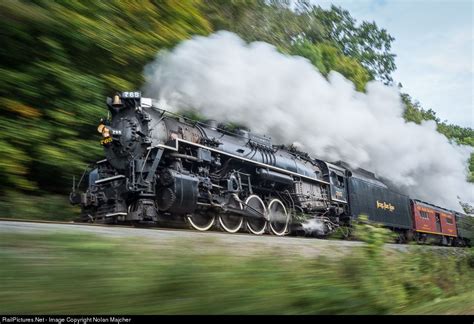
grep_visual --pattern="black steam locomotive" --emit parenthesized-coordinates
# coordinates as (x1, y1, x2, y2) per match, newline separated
(70, 91, 472, 245)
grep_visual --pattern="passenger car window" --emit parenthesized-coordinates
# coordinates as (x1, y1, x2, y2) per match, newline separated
(420, 211, 429, 219)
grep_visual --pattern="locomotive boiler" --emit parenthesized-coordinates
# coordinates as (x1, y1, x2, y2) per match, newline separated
(70, 91, 348, 235)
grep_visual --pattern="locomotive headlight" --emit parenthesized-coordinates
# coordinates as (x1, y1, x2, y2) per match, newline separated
(102, 127, 110, 138)
(97, 124, 110, 138)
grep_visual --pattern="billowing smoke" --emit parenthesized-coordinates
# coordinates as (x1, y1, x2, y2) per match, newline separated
(143, 31, 473, 211)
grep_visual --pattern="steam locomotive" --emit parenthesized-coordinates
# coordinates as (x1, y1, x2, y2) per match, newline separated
(70, 91, 472, 246)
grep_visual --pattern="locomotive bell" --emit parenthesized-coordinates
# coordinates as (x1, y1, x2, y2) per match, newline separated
(112, 94, 122, 107)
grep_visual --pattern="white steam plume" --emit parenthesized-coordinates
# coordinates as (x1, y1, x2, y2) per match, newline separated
(143, 31, 473, 211)
(301, 219, 327, 236)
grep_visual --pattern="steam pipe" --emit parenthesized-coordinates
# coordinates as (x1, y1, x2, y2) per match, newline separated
(169, 153, 199, 162)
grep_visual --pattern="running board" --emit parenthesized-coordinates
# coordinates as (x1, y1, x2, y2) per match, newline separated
(105, 212, 127, 217)
(95, 175, 126, 184)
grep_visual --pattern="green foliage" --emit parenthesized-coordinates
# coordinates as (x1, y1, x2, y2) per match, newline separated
(460, 201, 474, 215)
(290, 41, 370, 91)
(312, 4, 396, 84)
(0, 0, 210, 214)
(203, 0, 318, 51)
(402, 93, 439, 124)
(203, 0, 393, 85)
(0, 191, 78, 221)
(352, 215, 397, 255)
(1, 233, 472, 314)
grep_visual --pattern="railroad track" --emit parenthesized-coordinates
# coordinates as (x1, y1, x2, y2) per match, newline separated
(1, 218, 468, 260)
(0, 217, 137, 228)
(0, 217, 323, 240)
(0, 218, 368, 260)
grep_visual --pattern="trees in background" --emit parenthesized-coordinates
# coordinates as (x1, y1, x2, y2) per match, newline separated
(0, 0, 471, 217)
(203, 0, 395, 86)
(0, 0, 210, 190)
(0, 0, 210, 217)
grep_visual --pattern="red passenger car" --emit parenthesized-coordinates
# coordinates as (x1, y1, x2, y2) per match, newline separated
(411, 200, 457, 244)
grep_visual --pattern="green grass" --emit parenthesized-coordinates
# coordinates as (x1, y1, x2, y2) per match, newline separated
(0, 229, 473, 315)
(399, 292, 474, 315)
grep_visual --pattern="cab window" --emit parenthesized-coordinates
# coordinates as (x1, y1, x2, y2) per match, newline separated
(330, 172, 344, 188)
(337, 175, 345, 188)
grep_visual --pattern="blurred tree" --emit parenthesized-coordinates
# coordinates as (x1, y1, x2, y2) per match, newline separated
(203, 0, 315, 50)
(311, 4, 396, 84)
(402, 93, 440, 124)
(290, 41, 370, 91)
(203, 0, 394, 86)
(0, 0, 210, 204)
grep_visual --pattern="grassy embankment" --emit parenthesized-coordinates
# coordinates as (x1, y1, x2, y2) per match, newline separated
(0, 222, 473, 315)
(0, 193, 78, 221)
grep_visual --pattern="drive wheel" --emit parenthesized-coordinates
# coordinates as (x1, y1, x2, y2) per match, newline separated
(245, 195, 267, 235)
(219, 196, 244, 233)
(187, 212, 215, 231)
(219, 214, 244, 233)
(267, 199, 289, 236)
